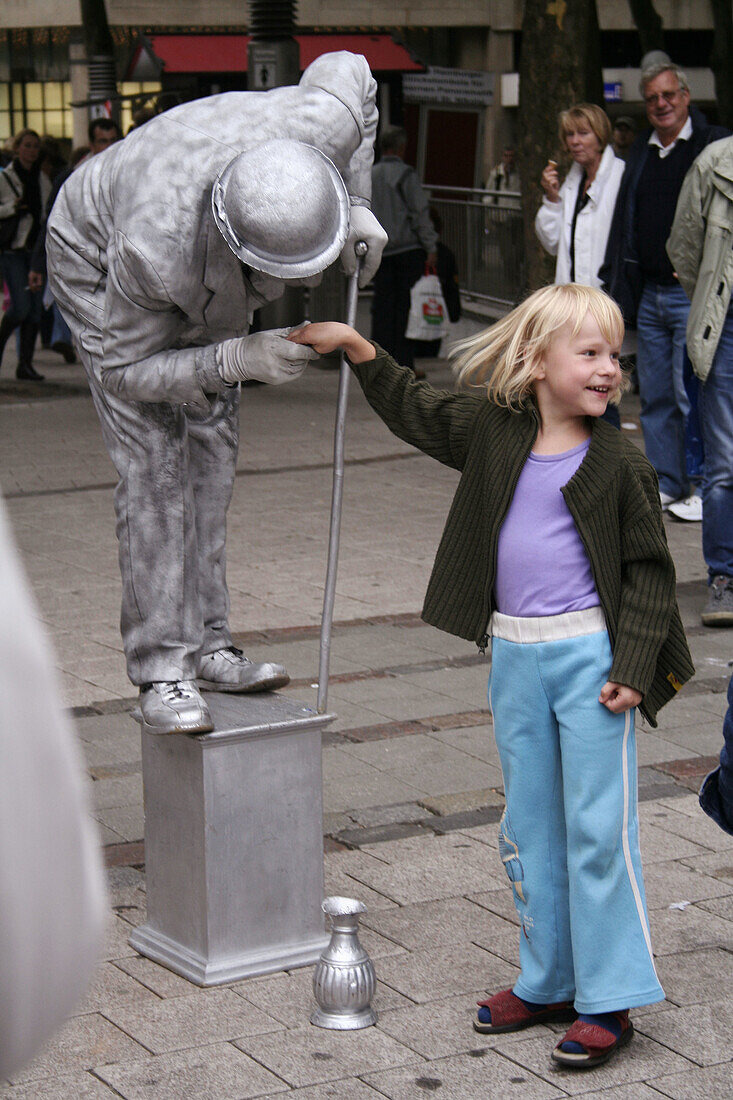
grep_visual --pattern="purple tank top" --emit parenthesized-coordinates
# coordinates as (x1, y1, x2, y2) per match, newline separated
(494, 439, 600, 617)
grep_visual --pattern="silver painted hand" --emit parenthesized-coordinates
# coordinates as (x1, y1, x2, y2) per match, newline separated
(216, 328, 319, 385)
(341, 207, 387, 286)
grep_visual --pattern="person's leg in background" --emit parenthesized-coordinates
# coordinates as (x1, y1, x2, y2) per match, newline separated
(635, 283, 690, 503)
(698, 306, 733, 626)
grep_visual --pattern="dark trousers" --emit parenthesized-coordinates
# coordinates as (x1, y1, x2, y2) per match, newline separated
(371, 248, 426, 371)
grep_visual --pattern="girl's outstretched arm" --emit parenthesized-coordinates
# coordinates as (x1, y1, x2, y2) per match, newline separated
(288, 323, 375, 363)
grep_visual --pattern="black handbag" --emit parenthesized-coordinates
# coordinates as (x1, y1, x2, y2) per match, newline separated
(0, 172, 22, 250)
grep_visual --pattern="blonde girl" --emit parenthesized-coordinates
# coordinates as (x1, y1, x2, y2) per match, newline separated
(289, 284, 692, 1069)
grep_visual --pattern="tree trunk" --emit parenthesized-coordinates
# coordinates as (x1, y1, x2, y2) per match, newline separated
(627, 0, 665, 57)
(518, 0, 604, 291)
(710, 0, 733, 129)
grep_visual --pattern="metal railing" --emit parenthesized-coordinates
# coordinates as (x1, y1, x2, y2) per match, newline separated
(424, 185, 525, 309)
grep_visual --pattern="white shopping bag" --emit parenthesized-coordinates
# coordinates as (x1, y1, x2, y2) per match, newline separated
(405, 270, 449, 341)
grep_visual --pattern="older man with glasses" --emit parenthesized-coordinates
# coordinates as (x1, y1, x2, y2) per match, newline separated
(601, 61, 727, 521)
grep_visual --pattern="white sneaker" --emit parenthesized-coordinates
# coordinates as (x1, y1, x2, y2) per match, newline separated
(667, 493, 703, 522)
(659, 491, 677, 511)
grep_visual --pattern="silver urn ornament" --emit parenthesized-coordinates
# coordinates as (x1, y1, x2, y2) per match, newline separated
(311, 896, 377, 1029)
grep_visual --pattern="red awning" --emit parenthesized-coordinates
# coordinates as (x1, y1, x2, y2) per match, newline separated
(142, 33, 423, 75)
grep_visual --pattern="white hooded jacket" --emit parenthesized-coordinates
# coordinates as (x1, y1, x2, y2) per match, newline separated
(534, 144, 625, 287)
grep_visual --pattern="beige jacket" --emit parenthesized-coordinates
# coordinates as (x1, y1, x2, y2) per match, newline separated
(667, 136, 733, 381)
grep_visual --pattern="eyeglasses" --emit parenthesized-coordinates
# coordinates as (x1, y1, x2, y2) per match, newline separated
(644, 89, 683, 106)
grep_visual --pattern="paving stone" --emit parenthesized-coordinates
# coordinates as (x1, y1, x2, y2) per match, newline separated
(362, 1048, 565, 1099)
(348, 801, 431, 828)
(695, 895, 733, 922)
(637, 998, 733, 1066)
(0, 1071, 118, 1098)
(258, 1083, 385, 1100)
(456, 822, 501, 848)
(90, 773, 144, 812)
(679, 850, 733, 882)
(640, 822, 710, 863)
(322, 865, 398, 913)
(554, 1086, 667, 1100)
(95, 1042, 288, 1099)
(235, 1024, 423, 1088)
(639, 801, 733, 851)
(361, 896, 505, 953)
(75, 961, 159, 1014)
(321, 748, 423, 812)
(102, 988, 283, 1054)
(343, 834, 505, 904)
(376, 993, 550, 1060)
(103, 913, 141, 961)
(9, 1014, 148, 1083)
(647, 903, 733, 955)
(237, 966, 411, 1026)
(336, 733, 503, 797)
(375, 942, 517, 1004)
(418, 788, 504, 816)
(641, 860, 732, 909)
(654, 947, 733, 1005)
(93, 804, 145, 843)
(468, 888, 521, 927)
(652, 1063, 733, 1099)
(113, 956, 201, 1000)
(490, 1028, 693, 1095)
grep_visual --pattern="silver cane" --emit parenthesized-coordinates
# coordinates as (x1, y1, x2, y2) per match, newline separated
(317, 240, 368, 714)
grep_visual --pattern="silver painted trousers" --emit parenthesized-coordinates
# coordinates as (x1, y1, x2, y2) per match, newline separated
(82, 353, 239, 685)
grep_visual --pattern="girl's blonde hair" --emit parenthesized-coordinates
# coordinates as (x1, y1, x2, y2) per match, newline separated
(451, 284, 626, 409)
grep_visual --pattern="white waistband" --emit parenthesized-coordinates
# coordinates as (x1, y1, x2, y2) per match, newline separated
(491, 606, 606, 643)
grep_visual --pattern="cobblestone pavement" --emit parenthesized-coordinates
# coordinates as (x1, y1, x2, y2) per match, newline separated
(1, 316, 732, 1098)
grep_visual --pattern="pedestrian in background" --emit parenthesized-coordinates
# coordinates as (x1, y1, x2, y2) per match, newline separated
(290, 283, 693, 1071)
(612, 116, 636, 161)
(370, 125, 437, 376)
(667, 135, 733, 626)
(0, 128, 50, 381)
(601, 61, 728, 521)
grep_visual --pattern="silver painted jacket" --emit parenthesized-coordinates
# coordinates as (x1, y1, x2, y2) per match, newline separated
(47, 52, 377, 409)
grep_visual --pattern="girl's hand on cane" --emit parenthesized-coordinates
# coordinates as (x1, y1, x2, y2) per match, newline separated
(599, 681, 642, 714)
(287, 322, 376, 364)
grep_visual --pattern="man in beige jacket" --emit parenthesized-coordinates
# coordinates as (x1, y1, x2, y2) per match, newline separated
(668, 136, 733, 626)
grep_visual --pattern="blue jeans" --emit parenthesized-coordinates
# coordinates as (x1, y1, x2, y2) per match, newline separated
(699, 305, 733, 580)
(636, 283, 691, 499)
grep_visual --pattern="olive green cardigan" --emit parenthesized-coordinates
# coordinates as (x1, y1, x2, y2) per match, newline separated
(351, 347, 694, 726)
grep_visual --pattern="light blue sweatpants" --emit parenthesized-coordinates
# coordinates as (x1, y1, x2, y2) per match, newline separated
(489, 607, 664, 1014)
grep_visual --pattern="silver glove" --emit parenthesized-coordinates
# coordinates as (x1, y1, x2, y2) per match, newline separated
(340, 206, 387, 287)
(216, 328, 319, 386)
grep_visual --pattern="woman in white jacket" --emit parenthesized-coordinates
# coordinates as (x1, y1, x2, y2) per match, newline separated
(535, 103, 625, 289)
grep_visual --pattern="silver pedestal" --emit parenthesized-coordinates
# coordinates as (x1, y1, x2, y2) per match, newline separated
(129, 692, 333, 985)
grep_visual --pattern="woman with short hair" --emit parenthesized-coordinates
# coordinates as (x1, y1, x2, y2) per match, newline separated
(535, 103, 625, 289)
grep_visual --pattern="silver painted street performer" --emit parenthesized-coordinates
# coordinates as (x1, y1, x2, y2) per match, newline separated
(47, 52, 386, 734)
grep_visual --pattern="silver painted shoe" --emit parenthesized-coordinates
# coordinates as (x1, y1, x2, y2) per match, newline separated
(196, 645, 290, 693)
(139, 680, 214, 735)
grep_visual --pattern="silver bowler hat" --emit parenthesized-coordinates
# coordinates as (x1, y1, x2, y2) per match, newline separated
(211, 139, 350, 278)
